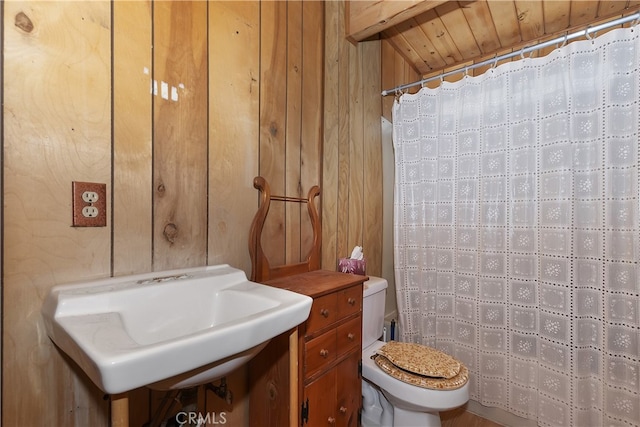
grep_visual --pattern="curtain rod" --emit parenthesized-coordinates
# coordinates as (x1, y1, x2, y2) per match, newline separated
(381, 12, 640, 96)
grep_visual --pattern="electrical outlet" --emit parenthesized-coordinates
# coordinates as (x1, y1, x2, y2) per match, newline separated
(82, 191, 100, 204)
(82, 206, 99, 218)
(72, 181, 107, 227)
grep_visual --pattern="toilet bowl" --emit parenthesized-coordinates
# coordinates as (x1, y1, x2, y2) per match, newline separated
(361, 277, 469, 427)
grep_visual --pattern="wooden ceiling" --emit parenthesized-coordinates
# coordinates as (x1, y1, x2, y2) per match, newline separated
(347, 1, 640, 78)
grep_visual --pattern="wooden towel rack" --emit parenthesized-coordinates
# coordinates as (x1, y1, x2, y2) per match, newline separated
(248, 176, 321, 282)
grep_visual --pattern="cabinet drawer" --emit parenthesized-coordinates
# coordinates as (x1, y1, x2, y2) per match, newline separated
(336, 316, 361, 357)
(306, 293, 338, 334)
(305, 330, 337, 376)
(337, 285, 362, 318)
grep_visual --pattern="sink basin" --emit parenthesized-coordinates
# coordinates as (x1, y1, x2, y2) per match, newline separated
(42, 264, 312, 394)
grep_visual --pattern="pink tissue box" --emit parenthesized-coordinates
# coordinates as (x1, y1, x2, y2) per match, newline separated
(338, 258, 366, 275)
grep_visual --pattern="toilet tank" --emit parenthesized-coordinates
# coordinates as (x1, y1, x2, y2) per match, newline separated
(362, 276, 388, 349)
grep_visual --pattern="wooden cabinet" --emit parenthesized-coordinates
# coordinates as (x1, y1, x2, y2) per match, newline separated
(249, 270, 365, 427)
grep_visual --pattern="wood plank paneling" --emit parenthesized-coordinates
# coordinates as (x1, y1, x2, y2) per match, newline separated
(380, 40, 397, 122)
(259, 0, 288, 268)
(208, 1, 259, 272)
(414, 9, 463, 66)
(153, 1, 208, 270)
(360, 0, 640, 85)
(382, 24, 430, 74)
(3, 1, 111, 425)
(322, 1, 384, 272)
(393, 17, 446, 73)
(347, 41, 364, 252)
(113, 2, 153, 277)
(515, 1, 545, 40)
(362, 40, 382, 277)
(347, 0, 447, 42)
(569, 1, 600, 25)
(300, 0, 324, 263)
(486, 1, 521, 47)
(322, 0, 342, 271)
(460, 0, 502, 54)
(322, 0, 384, 277)
(542, 0, 571, 33)
(335, 0, 352, 267)
(285, 0, 303, 265)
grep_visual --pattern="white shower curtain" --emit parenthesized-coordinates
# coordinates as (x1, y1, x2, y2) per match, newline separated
(392, 25, 639, 426)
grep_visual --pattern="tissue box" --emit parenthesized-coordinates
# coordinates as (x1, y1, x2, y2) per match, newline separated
(338, 258, 366, 275)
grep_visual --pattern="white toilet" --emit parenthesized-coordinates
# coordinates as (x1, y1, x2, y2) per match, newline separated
(361, 277, 470, 427)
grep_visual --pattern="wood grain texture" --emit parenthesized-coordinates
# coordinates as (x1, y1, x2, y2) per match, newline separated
(208, 0, 259, 274)
(3, 2, 111, 425)
(414, 9, 463, 66)
(362, 40, 383, 277)
(285, 0, 303, 266)
(322, 0, 384, 278)
(515, 1, 545, 40)
(441, 407, 505, 427)
(486, 1, 521, 47)
(347, 41, 364, 252)
(371, 0, 640, 83)
(347, 0, 447, 42)
(542, 0, 571, 33)
(322, 0, 342, 271)
(153, 1, 208, 270)
(300, 0, 324, 265)
(259, 0, 288, 268)
(113, 1, 153, 277)
(335, 0, 352, 264)
(380, 40, 397, 122)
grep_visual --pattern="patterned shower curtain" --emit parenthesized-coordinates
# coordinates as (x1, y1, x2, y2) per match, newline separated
(392, 25, 639, 426)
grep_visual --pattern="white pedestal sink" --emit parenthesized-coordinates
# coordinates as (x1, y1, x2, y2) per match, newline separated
(42, 264, 312, 394)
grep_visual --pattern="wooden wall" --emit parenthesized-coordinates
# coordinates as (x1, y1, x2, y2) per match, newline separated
(1, 1, 404, 426)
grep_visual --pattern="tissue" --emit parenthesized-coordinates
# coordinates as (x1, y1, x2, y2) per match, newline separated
(338, 246, 366, 275)
(350, 246, 364, 260)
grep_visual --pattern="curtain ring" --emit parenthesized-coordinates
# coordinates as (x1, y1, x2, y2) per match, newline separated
(561, 34, 568, 47)
(585, 25, 594, 41)
(519, 47, 534, 60)
(557, 34, 568, 49)
(464, 66, 469, 77)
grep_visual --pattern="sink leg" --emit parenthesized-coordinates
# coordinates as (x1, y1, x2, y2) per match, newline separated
(289, 329, 298, 427)
(111, 393, 129, 427)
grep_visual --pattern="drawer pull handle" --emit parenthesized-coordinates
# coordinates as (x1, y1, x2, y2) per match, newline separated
(339, 406, 347, 414)
(320, 349, 329, 358)
(320, 308, 330, 317)
(347, 333, 355, 341)
(328, 417, 336, 424)
(348, 297, 356, 305)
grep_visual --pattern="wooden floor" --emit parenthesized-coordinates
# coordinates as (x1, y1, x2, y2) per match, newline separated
(441, 407, 504, 427)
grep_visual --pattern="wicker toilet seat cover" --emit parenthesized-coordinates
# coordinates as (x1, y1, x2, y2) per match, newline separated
(372, 341, 469, 390)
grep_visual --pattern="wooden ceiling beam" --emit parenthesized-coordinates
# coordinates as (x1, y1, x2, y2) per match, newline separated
(346, 0, 448, 43)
